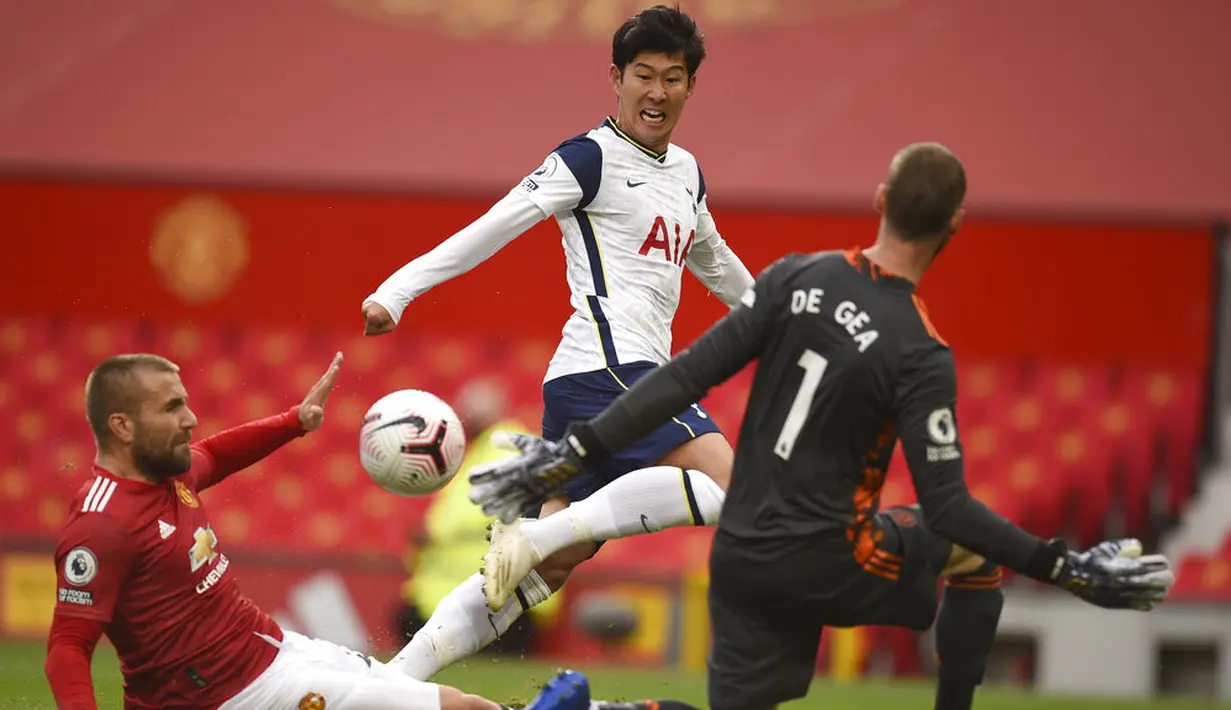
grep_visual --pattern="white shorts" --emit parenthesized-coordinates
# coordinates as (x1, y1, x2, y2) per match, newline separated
(219, 630, 443, 710)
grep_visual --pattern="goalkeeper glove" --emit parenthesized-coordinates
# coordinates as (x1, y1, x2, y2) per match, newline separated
(1028, 537, 1174, 611)
(467, 423, 600, 523)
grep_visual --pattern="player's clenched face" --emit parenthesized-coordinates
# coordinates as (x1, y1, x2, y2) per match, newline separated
(610, 51, 695, 154)
(130, 370, 198, 481)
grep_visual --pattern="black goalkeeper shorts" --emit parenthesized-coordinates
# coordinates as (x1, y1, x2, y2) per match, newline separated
(706, 505, 953, 710)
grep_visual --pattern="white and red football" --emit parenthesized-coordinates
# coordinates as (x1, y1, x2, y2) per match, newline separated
(359, 389, 466, 496)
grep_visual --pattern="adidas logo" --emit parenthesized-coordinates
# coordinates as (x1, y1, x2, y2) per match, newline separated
(158, 520, 176, 540)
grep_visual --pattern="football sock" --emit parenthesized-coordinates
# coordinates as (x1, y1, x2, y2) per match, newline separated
(934, 560, 1005, 710)
(520, 467, 724, 559)
(387, 571, 551, 680)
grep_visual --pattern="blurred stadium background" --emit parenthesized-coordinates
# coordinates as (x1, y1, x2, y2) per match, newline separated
(2, 0, 1231, 707)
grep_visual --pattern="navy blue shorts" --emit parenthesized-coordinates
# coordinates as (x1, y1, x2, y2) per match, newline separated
(541, 361, 723, 503)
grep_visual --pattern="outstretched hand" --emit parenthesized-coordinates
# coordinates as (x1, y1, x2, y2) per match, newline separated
(1057, 537, 1174, 611)
(299, 352, 344, 432)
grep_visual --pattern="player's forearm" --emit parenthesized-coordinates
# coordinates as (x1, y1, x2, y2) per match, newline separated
(46, 645, 98, 710)
(917, 478, 1062, 582)
(365, 193, 546, 324)
(708, 247, 754, 308)
(190, 407, 304, 488)
(687, 216, 754, 308)
(46, 617, 101, 710)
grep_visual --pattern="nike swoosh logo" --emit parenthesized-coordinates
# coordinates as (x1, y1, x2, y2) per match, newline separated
(370, 413, 427, 434)
(640, 514, 653, 533)
(627, 179, 647, 188)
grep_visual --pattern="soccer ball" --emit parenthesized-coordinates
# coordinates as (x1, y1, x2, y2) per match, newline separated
(359, 389, 467, 496)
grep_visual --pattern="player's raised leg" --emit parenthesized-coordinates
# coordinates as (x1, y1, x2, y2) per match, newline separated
(398, 436, 729, 678)
(485, 433, 729, 608)
(529, 433, 731, 558)
(386, 569, 552, 680)
(389, 494, 600, 680)
(829, 505, 1002, 710)
(932, 547, 1004, 710)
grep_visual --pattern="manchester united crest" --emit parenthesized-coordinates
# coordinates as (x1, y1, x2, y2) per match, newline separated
(174, 480, 199, 508)
(149, 194, 249, 304)
(299, 692, 326, 710)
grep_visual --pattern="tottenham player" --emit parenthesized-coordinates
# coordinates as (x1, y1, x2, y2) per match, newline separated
(43, 352, 601, 710)
(468, 143, 1177, 710)
(362, 5, 750, 679)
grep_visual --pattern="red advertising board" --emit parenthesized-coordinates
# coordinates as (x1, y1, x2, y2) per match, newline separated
(0, 178, 1216, 370)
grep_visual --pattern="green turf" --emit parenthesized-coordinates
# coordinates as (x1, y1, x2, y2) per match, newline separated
(5, 639, 1226, 709)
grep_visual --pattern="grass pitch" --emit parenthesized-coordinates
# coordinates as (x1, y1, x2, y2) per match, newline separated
(6, 639, 1225, 709)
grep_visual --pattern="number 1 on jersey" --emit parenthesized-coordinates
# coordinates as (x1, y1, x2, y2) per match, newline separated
(774, 349, 829, 460)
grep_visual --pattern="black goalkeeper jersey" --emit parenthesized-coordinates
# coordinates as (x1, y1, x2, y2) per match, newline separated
(573, 247, 1050, 577)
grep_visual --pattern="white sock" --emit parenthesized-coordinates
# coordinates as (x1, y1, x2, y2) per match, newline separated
(386, 570, 551, 680)
(520, 466, 725, 560)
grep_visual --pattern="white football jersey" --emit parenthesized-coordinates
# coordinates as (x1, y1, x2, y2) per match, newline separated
(366, 117, 753, 383)
(518, 118, 752, 381)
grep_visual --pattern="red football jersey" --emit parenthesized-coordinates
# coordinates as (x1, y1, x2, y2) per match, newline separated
(53, 410, 304, 709)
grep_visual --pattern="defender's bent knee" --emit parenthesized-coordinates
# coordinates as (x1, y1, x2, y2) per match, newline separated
(941, 546, 986, 578)
(657, 432, 734, 491)
(535, 541, 598, 592)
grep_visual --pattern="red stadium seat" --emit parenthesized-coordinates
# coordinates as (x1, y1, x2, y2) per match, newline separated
(1030, 363, 1113, 424)
(1121, 368, 1204, 515)
(1084, 400, 1154, 542)
(0, 317, 1207, 577)
(955, 360, 1007, 426)
(960, 423, 1000, 488)
(1172, 554, 1231, 601)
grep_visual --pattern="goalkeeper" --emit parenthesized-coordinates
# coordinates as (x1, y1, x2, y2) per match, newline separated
(468, 143, 1176, 710)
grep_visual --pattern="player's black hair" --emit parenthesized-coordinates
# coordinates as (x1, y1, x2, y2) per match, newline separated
(883, 142, 967, 241)
(85, 353, 180, 443)
(612, 4, 706, 77)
